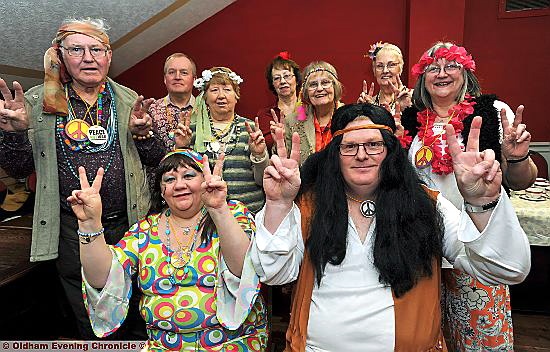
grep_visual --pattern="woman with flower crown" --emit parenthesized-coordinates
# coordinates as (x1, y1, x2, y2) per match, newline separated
(175, 67, 268, 213)
(400, 41, 538, 351)
(357, 42, 413, 115)
(69, 149, 267, 351)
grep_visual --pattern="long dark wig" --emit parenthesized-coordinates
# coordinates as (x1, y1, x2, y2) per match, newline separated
(299, 103, 445, 297)
(150, 153, 216, 244)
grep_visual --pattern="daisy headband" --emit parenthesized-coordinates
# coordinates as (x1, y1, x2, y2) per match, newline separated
(161, 149, 204, 170)
(193, 69, 244, 91)
(333, 124, 394, 137)
(411, 45, 476, 78)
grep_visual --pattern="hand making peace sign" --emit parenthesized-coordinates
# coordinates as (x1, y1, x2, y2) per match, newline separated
(67, 166, 104, 231)
(446, 116, 502, 204)
(129, 96, 155, 138)
(201, 153, 227, 210)
(269, 108, 286, 142)
(174, 110, 193, 148)
(0, 79, 29, 132)
(245, 116, 267, 157)
(357, 80, 375, 104)
(500, 105, 531, 162)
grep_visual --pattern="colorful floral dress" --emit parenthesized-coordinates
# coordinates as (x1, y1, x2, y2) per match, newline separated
(82, 201, 268, 351)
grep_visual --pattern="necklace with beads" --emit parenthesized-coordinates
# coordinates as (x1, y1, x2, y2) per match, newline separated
(205, 115, 241, 158)
(164, 208, 205, 283)
(346, 193, 376, 218)
(415, 95, 476, 175)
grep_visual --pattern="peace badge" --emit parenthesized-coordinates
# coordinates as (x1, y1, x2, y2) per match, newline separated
(87, 125, 108, 145)
(65, 119, 90, 142)
(415, 146, 434, 169)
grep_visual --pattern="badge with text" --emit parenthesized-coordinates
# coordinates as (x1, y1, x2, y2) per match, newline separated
(87, 125, 108, 145)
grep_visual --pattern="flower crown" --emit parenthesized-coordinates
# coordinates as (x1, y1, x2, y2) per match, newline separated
(411, 45, 476, 78)
(365, 41, 385, 60)
(193, 69, 244, 91)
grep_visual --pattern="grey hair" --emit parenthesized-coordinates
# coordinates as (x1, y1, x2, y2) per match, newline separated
(412, 42, 481, 111)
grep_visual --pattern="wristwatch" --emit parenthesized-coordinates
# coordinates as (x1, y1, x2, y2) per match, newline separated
(464, 198, 499, 213)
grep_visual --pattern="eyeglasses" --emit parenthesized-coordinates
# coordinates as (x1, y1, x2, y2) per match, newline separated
(424, 63, 462, 75)
(374, 62, 400, 72)
(339, 141, 385, 156)
(166, 69, 191, 77)
(307, 79, 333, 91)
(272, 73, 294, 83)
(61, 46, 109, 58)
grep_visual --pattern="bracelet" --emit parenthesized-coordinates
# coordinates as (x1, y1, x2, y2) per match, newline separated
(78, 227, 104, 244)
(464, 198, 499, 213)
(132, 130, 154, 140)
(506, 151, 530, 164)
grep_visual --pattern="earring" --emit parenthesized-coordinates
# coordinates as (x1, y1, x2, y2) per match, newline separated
(161, 199, 166, 205)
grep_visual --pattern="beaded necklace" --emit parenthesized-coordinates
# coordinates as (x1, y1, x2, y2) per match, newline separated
(415, 95, 476, 175)
(164, 208, 205, 284)
(205, 115, 242, 157)
(56, 82, 119, 179)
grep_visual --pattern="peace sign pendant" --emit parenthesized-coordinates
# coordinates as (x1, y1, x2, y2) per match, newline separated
(65, 119, 91, 142)
(360, 200, 376, 218)
(415, 146, 434, 169)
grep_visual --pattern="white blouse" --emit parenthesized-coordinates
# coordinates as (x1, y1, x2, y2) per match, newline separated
(249, 191, 530, 351)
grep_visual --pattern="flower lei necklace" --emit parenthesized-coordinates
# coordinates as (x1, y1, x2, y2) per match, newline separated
(414, 95, 476, 175)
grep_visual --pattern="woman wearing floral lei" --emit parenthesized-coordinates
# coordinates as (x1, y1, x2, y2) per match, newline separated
(358, 41, 413, 115)
(174, 67, 269, 213)
(401, 42, 537, 351)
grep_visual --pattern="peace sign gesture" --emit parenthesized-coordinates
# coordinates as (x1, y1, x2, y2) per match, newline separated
(269, 108, 286, 142)
(174, 110, 193, 148)
(389, 76, 412, 110)
(129, 95, 155, 138)
(0, 79, 29, 132)
(357, 80, 375, 104)
(201, 153, 227, 210)
(446, 116, 502, 204)
(67, 166, 104, 231)
(245, 116, 267, 157)
(501, 105, 531, 161)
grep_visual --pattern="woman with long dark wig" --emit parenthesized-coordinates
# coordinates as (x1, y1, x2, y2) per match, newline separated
(250, 103, 530, 351)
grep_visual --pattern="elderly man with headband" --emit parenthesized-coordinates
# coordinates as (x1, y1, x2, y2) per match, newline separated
(250, 103, 530, 351)
(0, 18, 164, 339)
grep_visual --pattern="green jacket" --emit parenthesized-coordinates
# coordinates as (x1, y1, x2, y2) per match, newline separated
(284, 112, 316, 165)
(25, 78, 150, 262)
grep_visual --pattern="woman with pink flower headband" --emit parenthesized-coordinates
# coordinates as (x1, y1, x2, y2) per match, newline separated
(358, 42, 413, 115)
(283, 61, 345, 165)
(401, 41, 538, 351)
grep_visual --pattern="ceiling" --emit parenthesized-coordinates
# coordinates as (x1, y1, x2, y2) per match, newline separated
(0, 0, 235, 89)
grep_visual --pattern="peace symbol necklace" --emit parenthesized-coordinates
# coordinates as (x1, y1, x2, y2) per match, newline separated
(346, 193, 376, 218)
(415, 95, 476, 175)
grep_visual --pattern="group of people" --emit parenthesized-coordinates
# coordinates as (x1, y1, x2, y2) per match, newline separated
(0, 16, 536, 351)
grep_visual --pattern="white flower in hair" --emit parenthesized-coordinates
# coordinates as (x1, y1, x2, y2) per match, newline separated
(193, 78, 205, 90)
(228, 72, 244, 84)
(202, 70, 213, 81)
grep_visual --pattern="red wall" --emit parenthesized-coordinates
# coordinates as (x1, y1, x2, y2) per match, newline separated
(116, 0, 550, 141)
(116, 0, 408, 117)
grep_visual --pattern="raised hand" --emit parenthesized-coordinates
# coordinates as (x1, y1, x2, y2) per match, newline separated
(393, 103, 404, 137)
(269, 108, 286, 141)
(357, 80, 375, 104)
(390, 76, 412, 110)
(173, 110, 193, 148)
(446, 116, 502, 204)
(201, 153, 227, 210)
(129, 96, 154, 138)
(67, 167, 104, 230)
(263, 128, 301, 204)
(245, 116, 267, 157)
(500, 105, 531, 161)
(0, 79, 29, 132)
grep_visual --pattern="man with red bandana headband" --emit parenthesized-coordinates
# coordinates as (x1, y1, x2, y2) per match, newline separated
(0, 17, 164, 339)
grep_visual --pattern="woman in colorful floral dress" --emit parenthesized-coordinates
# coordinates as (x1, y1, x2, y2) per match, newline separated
(401, 42, 537, 351)
(68, 149, 267, 351)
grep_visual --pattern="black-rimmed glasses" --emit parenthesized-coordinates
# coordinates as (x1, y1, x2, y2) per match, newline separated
(339, 141, 385, 156)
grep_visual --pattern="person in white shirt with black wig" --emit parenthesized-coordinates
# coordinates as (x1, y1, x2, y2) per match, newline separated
(249, 103, 531, 352)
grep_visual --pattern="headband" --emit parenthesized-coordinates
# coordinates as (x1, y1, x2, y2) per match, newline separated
(161, 149, 205, 170)
(302, 67, 337, 86)
(333, 124, 394, 137)
(43, 22, 111, 116)
(411, 45, 475, 78)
